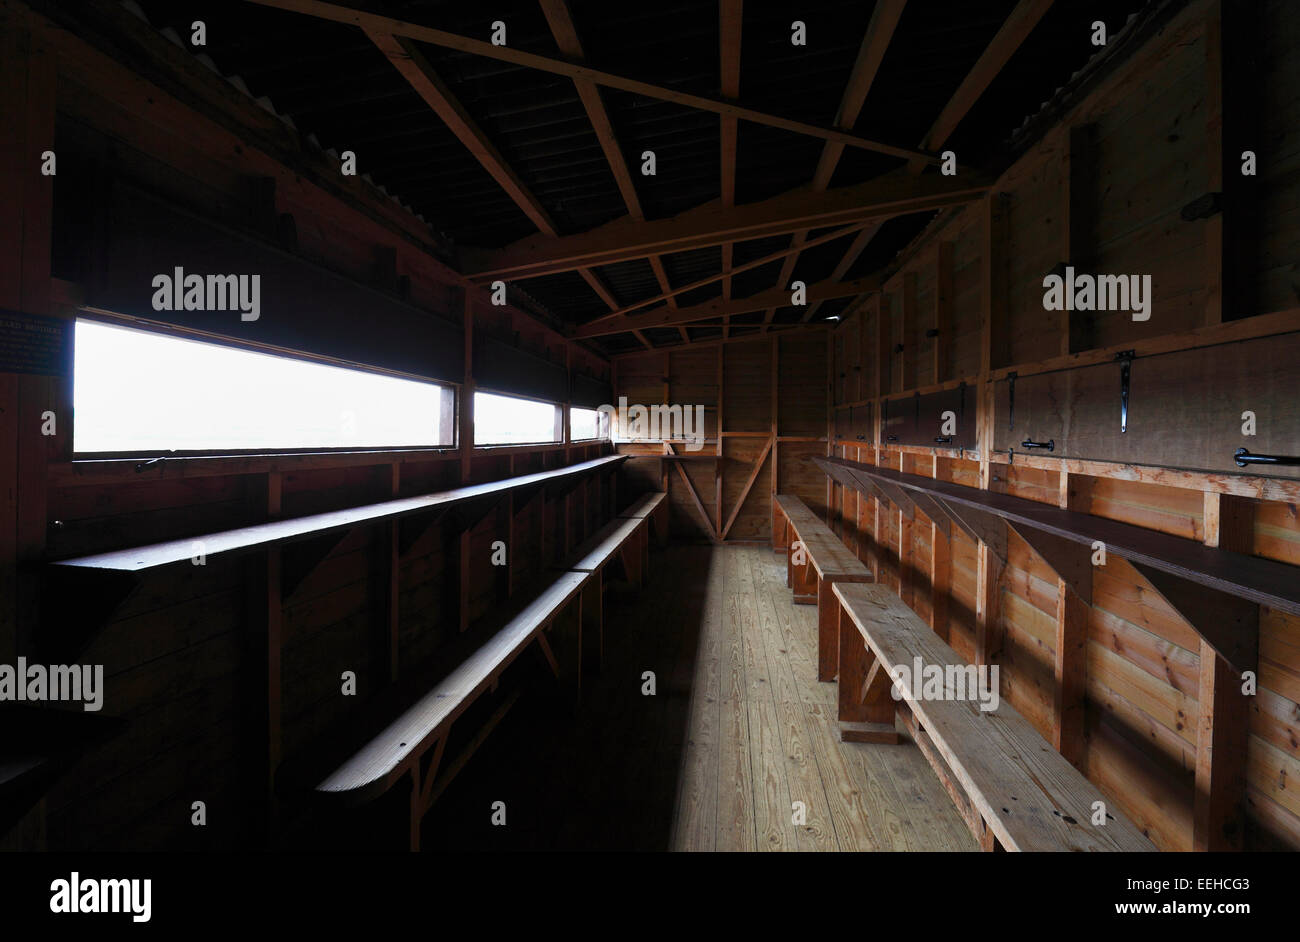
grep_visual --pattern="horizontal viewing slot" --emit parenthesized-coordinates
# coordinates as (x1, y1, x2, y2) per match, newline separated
(474, 390, 561, 446)
(73, 318, 455, 454)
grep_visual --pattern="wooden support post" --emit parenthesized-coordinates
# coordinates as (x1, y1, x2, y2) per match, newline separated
(934, 241, 953, 383)
(1194, 491, 1254, 851)
(975, 542, 1003, 670)
(1048, 471, 1091, 767)
(817, 578, 838, 681)
(769, 337, 780, 546)
(837, 606, 900, 744)
(581, 570, 604, 675)
(0, 6, 55, 669)
(929, 456, 951, 642)
(715, 345, 725, 535)
(387, 464, 401, 682)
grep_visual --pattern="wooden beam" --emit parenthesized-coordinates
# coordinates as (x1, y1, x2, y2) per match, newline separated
(608, 322, 828, 358)
(721, 435, 773, 540)
(1131, 563, 1258, 677)
(718, 0, 743, 307)
(817, 0, 1050, 304)
(587, 222, 869, 323)
(247, 0, 943, 164)
(369, 31, 555, 233)
(579, 276, 877, 338)
(1007, 523, 1093, 604)
(369, 29, 616, 318)
(768, 1, 904, 324)
(666, 442, 718, 541)
(929, 457, 951, 642)
(1193, 490, 1253, 851)
(464, 171, 992, 280)
(905, 0, 1056, 174)
(539, 0, 682, 327)
(934, 240, 953, 382)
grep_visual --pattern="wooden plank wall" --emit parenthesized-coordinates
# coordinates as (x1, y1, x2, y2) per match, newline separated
(829, 0, 1300, 852)
(0, 2, 618, 851)
(612, 333, 830, 544)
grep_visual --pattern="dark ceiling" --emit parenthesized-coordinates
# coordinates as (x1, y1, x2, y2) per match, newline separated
(129, 0, 1152, 355)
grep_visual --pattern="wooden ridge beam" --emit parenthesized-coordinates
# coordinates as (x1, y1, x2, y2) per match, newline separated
(463, 171, 992, 281)
(247, 0, 943, 164)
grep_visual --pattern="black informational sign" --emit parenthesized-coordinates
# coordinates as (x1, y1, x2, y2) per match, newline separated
(0, 309, 70, 376)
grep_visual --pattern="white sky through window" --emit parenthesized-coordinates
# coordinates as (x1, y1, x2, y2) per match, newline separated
(74, 318, 448, 452)
(474, 390, 557, 445)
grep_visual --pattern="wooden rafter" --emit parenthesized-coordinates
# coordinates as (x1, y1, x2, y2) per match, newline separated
(905, 0, 1056, 174)
(575, 276, 878, 338)
(817, 0, 1054, 313)
(718, 0, 743, 335)
(465, 170, 990, 280)
(367, 30, 628, 340)
(587, 222, 870, 325)
(246, 0, 942, 164)
(762, 0, 906, 328)
(539, 0, 672, 349)
(610, 322, 827, 358)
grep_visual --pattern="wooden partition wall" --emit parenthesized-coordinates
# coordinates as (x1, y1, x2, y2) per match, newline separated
(611, 333, 833, 545)
(827, 0, 1300, 852)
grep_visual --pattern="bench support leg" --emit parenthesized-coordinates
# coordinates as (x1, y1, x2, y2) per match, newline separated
(817, 579, 838, 681)
(580, 573, 603, 676)
(836, 606, 900, 743)
(792, 559, 817, 605)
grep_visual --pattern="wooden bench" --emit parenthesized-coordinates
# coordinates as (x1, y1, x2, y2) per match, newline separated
(559, 491, 666, 676)
(293, 570, 590, 851)
(291, 492, 670, 849)
(618, 491, 669, 550)
(833, 581, 1156, 851)
(773, 494, 873, 683)
(561, 514, 649, 680)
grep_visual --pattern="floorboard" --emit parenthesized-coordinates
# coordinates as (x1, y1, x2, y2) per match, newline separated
(424, 544, 976, 851)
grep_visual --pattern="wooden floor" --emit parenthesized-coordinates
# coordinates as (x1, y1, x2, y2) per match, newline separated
(668, 544, 975, 851)
(423, 543, 975, 851)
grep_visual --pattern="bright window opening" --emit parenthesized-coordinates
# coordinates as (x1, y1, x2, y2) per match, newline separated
(569, 406, 608, 442)
(474, 390, 560, 446)
(73, 318, 454, 453)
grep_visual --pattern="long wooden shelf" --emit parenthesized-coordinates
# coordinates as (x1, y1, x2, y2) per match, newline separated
(52, 455, 625, 573)
(817, 455, 1300, 616)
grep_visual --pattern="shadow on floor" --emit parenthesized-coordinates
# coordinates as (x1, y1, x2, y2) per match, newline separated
(419, 544, 714, 851)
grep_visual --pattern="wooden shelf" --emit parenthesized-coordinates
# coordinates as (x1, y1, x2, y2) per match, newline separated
(52, 455, 626, 574)
(816, 455, 1300, 674)
(39, 455, 625, 661)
